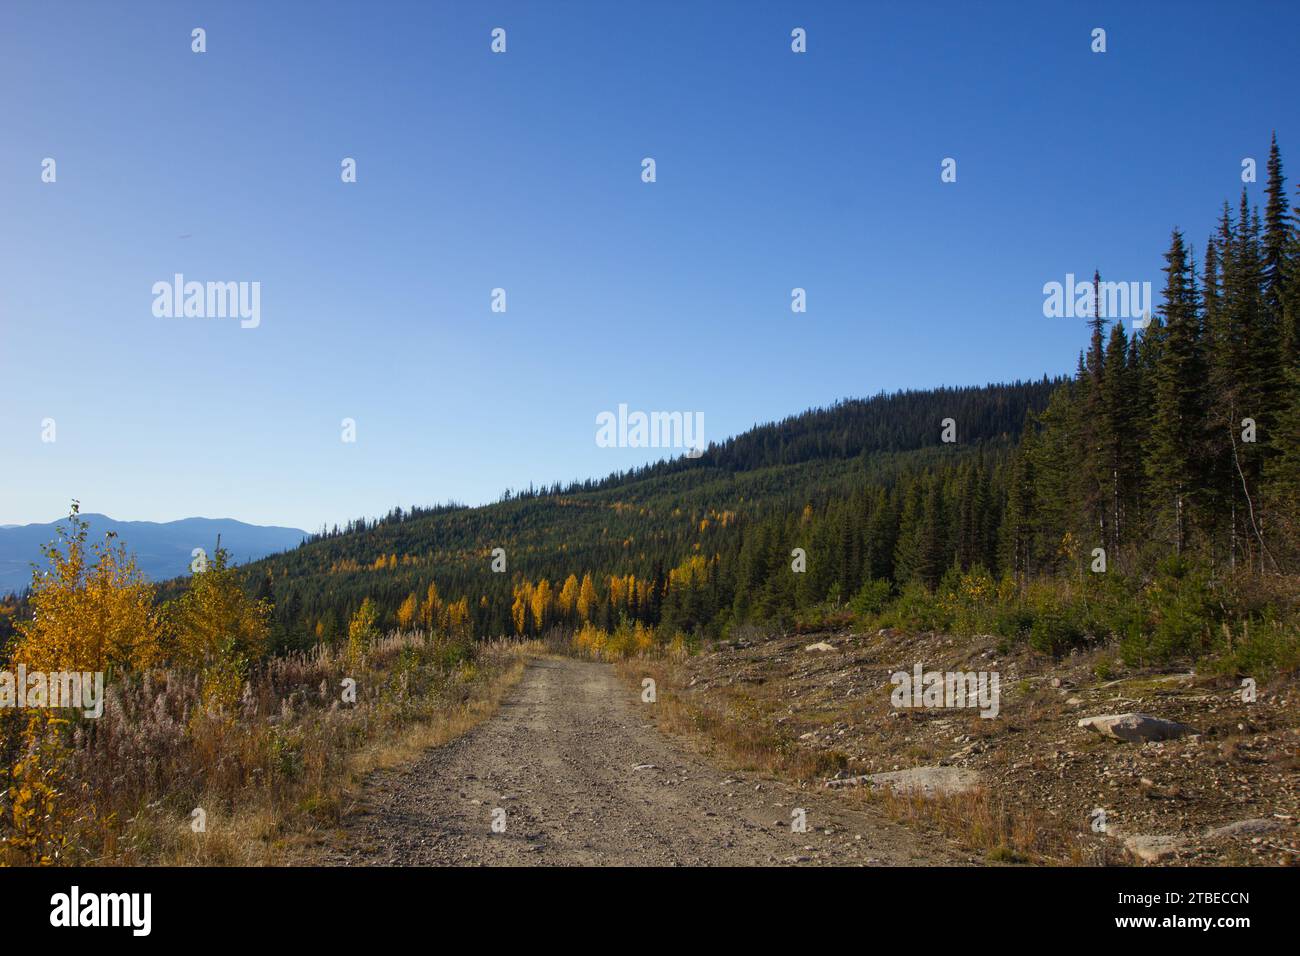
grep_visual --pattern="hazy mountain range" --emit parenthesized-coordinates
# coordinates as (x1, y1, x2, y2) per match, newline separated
(0, 514, 307, 596)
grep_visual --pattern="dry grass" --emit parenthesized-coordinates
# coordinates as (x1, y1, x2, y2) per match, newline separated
(862, 785, 1120, 866)
(616, 657, 846, 782)
(1, 635, 539, 866)
(614, 653, 1116, 865)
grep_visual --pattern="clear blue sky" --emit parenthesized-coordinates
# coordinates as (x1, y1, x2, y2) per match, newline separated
(2, 1, 1296, 532)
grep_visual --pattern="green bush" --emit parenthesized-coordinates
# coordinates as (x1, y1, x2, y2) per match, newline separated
(882, 582, 952, 632)
(1120, 556, 1218, 666)
(1207, 615, 1300, 677)
(1027, 605, 1087, 655)
(850, 578, 892, 618)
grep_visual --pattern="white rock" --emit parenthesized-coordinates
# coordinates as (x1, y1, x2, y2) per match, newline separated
(1205, 818, 1285, 840)
(1077, 713, 1198, 743)
(1123, 834, 1186, 863)
(861, 766, 981, 797)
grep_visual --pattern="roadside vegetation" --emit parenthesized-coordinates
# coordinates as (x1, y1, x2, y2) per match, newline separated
(0, 505, 532, 866)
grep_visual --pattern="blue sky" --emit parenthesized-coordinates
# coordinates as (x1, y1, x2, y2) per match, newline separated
(2, 0, 1296, 532)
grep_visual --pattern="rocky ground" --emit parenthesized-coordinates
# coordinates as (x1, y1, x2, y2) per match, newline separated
(645, 627, 1299, 865)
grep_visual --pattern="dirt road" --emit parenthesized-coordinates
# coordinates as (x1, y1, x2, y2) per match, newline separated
(326, 656, 969, 866)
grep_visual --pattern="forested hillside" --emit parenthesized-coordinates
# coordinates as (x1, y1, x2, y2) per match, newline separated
(237, 380, 1057, 649)
(236, 138, 1298, 672)
(10, 140, 1294, 678)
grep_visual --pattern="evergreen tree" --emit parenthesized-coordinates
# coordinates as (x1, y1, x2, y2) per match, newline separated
(1146, 230, 1205, 554)
(1101, 320, 1136, 551)
(1264, 133, 1290, 320)
(1002, 417, 1038, 581)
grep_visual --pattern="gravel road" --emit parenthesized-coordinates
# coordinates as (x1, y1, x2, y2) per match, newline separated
(326, 655, 968, 866)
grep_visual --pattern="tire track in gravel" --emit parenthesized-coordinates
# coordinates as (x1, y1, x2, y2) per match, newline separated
(326, 656, 970, 866)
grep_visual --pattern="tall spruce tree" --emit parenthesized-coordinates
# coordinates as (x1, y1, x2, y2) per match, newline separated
(1078, 271, 1110, 545)
(1264, 133, 1290, 320)
(1101, 320, 1135, 551)
(1146, 230, 1205, 554)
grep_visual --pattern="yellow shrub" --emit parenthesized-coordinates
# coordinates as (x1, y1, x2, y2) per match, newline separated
(14, 506, 163, 673)
(168, 547, 270, 670)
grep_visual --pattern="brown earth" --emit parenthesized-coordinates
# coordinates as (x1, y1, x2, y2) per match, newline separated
(321, 655, 971, 866)
(637, 627, 1299, 866)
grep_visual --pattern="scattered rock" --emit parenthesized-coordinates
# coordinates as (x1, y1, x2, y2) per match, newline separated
(824, 774, 871, 789)
(1077, 713, 1198, 743)
(856, 766, 981, 797)
(1205, 818, 1285, 840)
(1123, 834, 1187, 863)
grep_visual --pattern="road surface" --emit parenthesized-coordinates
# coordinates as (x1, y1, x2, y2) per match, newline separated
(326, 655, 968, 866)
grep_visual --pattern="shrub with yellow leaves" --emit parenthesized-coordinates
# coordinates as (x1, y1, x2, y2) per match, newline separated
(13, 503, 163, 673)
(3, 713, 77, 866)
(167, 546, 270, 670)
(347, 598, 380, 665)
(166, 545, 270, 717)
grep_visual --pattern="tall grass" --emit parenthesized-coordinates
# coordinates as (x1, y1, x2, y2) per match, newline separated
(0, 633, 536, 866)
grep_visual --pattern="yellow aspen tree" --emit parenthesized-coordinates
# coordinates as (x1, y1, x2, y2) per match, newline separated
(397, 591, 418, 631)
(576, 573, 598, 622)
(557, 574, 579, 619)
(14, 506, 164, 672)
(530, 578, 552, 632)
(511, 585, 529, 635)
(167, 546, 271, 669)
(420, 581, 443, 631)
(447, 597, 470, 637)
(347, 597, 379, 663)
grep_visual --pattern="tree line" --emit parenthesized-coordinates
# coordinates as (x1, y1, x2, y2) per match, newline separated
(251, 137, 1296, 647)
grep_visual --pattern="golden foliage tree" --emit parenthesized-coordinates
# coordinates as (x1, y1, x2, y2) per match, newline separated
(557, 574, 579, 620)
(347, 597, 380, 663)
(576, 573, 598, 623)
(446, 596, 470, 637)
(530, 579, 552, 633)
(167, 545, 271, 714)
(14, 504, 162, 672)
(420, 581, 442, 632)
(397, 591, 418, 631)
(607, 574, 626, 612)
(7, 504, 161, 863)
(168, 546, 270, 670)
(511, 583, 531, 635)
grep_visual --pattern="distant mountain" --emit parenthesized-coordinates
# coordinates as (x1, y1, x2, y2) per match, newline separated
(0, 514, 307, 596)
